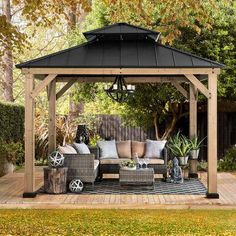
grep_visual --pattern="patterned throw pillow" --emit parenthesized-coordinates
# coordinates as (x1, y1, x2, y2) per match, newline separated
(73, 142, 90, 154)
(58, 144, 77, 154)
(144, 139, 167, 158)
(97, 140, 118, 159)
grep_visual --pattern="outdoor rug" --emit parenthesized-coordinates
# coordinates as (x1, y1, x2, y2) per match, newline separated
(38, 178, 206, 195)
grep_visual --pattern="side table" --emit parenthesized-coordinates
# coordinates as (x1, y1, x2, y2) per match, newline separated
(119, 168, 154, 189)
(44, 167, 68, 194)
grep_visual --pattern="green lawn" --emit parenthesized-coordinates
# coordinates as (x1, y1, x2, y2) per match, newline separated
(0, 209, 235, 235)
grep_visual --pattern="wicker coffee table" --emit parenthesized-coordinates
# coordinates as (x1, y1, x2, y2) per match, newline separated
(119, 168, 155, 189)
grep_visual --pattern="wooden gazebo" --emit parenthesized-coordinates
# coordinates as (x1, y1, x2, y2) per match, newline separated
(16, 23, 224, 198)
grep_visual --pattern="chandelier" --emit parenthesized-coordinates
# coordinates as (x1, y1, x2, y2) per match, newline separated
(104, 75, 135, 103)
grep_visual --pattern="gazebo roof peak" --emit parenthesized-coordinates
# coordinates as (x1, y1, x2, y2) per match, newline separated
(83, 22, 160, 41)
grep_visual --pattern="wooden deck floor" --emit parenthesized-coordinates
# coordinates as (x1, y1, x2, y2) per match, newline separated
(0, 167, 236, 209)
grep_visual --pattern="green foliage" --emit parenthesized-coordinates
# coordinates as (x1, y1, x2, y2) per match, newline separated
(197, 161, 208, 172)
(121, 84, 186, 140)
(167, 132, 191, 157)
(120, 160, 136, 168)
(0, 139, 24, 165)
(189, 137, 206, 150)
(0, 209, 236, 235)
(218, 146, 236, 171)
(174, 1, 236, 99)
(0, 102, 24, 142)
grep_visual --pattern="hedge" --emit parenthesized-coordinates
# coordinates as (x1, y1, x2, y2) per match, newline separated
(0, 102, 24, 142)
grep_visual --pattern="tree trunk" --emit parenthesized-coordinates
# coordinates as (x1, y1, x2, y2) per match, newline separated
(2, 0, 14, 102)
(153, 112, 160, 140)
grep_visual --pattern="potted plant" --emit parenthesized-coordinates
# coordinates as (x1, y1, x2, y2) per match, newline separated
(189, 136, 206, 160)
(0, 140, 24, 177)
(167, 132, 191, 165)
(120, 159, 136, 170)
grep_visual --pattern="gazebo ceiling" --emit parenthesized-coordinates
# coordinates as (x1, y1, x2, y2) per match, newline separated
(16, 23, 224, 70)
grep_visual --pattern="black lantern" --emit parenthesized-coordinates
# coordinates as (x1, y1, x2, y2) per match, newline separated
(75, 125, 89, 145)
(104, 75, 135, 103)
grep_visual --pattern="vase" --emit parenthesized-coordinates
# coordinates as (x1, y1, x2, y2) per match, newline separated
(178, 156, 189, 166)
(189, 149, 200, 160)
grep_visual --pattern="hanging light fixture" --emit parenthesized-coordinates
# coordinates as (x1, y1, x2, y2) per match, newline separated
(104, 75, 135, 103)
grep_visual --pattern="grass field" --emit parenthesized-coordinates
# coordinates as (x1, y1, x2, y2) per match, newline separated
(0, 209, 236, 235)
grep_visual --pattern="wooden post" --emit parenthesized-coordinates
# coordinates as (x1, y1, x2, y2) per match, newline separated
(189, 83, 198, 178)
(23, 72, 36, 198)
(207, 73, 219, 198)
(48, 79, 56, 155)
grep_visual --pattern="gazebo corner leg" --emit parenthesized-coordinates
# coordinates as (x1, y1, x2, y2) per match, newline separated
(23, 72, 37, 198)
(206, 73, 219, 199)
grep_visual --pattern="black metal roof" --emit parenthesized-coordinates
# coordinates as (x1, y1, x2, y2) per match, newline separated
(16, 23, 224, 69)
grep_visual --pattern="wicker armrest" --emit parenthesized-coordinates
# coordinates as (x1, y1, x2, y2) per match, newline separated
(63, 153, 95, 169)
(161, 147, 168, 165)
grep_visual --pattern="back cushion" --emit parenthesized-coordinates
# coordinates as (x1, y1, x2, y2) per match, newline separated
(73, 142, 90, 154)
(116, 140, 131, 159)
(144, 139, 167, 158)
(97, 140, 118, 159)
(131, 141, 145, 158)
(58, 144, 77, 154)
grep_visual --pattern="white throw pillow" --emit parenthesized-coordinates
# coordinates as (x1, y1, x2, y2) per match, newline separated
(73, 142, 90, 154)
(144, 139, 167, 158)
(58, 144, 77, 154)
(97, 140, 118, 159)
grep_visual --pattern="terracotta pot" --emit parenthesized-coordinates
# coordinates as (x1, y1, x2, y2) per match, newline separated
(190, 149, 200, 160)
(178, 156, 189, 165)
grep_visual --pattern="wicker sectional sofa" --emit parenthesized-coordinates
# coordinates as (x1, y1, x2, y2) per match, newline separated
(90, 141, 168, 179)
(62, 140, 168, 186)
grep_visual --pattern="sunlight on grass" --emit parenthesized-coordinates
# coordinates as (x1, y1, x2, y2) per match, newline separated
(0, 209, 236, 235)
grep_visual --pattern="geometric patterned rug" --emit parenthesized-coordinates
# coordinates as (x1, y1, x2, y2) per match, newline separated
(39, 178, 206, 195)
(79, 179, 206, 195)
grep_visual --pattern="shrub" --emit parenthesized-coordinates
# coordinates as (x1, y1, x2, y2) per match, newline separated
(0, 139, 24, 165)
(0, 102, 24, 142)
(218, 146, 236, 171)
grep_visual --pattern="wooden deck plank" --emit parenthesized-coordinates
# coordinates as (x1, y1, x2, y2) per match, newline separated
(0, 168, 236, 208)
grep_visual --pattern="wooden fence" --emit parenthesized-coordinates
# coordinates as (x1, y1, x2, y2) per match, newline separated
(95, 113, 236, 160)
(96, 115, 155, 141)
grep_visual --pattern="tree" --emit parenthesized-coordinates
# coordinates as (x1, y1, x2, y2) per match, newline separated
(0, 0, 91, 102)
(173, 1, 236, 100)
(102, 0, 216, 44)
(120, 84, 186, 140)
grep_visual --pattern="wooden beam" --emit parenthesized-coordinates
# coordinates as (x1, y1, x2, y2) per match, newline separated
(31, 74, 57, 98)
(23, 73, 36, 197)
(56, 80, 76, 100)
(185, 74, 210, 98)
(48, 79, 56, 154)
(207, 73, 219, 198)
(56, 76, 188, 83)
(189, 83, 198, 178)
(189, 83, 198, 138)
(27, 68, 220, 75)
(171, 81, 189, 99)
